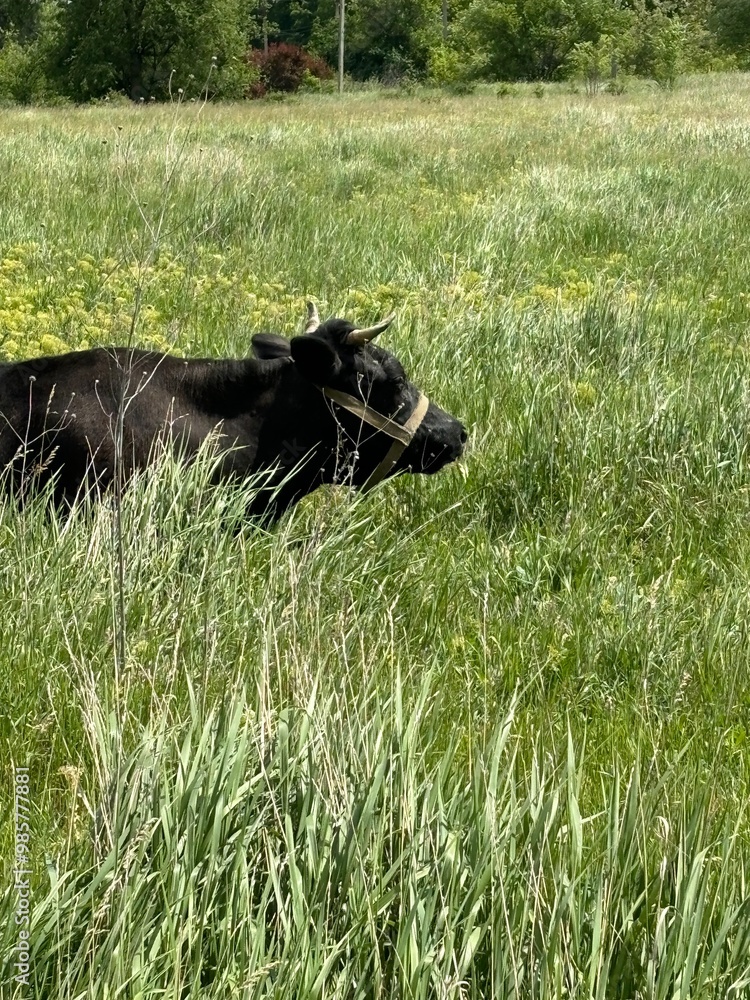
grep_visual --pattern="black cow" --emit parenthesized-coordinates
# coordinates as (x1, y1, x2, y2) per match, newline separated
(0, 305, 466, 522)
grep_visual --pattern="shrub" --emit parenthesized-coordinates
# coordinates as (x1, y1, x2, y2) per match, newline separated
(427, 45, 462, 86)
(445, 79, 476, 96)
(604, 76, 627, 95)
(247, 79, 267, 99)
(567, 35, 622, 96)
(378, 52, 417, 88)
(299, 67, 335, 94)
(247, 43, 332, 96)
(0, 35, 53, 103)
(211, 55, 259, 100)
(99, 89, 132, 106)
(627, 5, 688, 89)
(648, 16, 687, 88)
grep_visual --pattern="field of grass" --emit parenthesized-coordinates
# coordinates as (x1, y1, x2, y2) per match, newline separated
(2, 74, 750, 998)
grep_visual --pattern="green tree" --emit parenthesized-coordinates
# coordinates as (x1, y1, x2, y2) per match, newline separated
(55, 0, 256, 101)
(300, 0, 440, 80)
(356, 0, 435, 78)
(453, 1, 520, 79)
(625, 0, 688, 85)
(0, 0, 61, 102)
(456, 0, 624, 80)
(710, 0, 750, 63)
(0, 0, 42, 42)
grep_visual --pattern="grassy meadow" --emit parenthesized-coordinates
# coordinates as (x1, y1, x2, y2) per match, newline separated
(2, 74, 750, 997)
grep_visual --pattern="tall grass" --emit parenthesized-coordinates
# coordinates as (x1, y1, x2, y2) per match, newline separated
(2, 74, 750, 996)
(5, 673, 750, 998)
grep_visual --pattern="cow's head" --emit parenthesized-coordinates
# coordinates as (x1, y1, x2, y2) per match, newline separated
(252, 304, 467, 489)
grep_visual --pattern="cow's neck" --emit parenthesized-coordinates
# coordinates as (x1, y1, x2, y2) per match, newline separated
(183, 356, 291, 415)
(248, 360, 336, 522)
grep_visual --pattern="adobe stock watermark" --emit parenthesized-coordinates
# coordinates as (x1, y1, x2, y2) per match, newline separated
(11, 766, 32, 991)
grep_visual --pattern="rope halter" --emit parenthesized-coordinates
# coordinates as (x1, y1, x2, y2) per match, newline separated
(321, 386, 430, 491)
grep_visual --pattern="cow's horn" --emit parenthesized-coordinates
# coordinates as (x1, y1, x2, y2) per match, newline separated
(345, 313, 396, 346)
(304, 301, 321, 334)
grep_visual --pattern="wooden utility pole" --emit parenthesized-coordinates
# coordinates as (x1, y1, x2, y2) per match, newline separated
(442, 0, 448, 41)
(338, 0, 345, 93)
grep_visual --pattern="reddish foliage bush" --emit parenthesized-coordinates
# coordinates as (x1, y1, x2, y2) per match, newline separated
(247, 43, 333, 95)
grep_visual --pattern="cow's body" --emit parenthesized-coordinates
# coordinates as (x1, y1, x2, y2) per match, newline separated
(0, 312, 466, 521)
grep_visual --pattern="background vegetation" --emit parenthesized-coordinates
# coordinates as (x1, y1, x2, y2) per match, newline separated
(1, 75, 750, 997)
(0, 0, 749, 102)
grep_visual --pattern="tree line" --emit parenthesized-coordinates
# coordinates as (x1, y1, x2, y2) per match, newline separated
(0, 0, 748, 103)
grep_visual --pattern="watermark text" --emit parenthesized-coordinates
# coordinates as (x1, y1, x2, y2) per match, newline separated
(12, 766, 32, 989)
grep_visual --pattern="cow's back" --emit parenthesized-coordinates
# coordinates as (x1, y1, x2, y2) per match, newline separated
(0, 347, 180, 501)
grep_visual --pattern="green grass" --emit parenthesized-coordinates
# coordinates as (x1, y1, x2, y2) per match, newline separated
(2, 74, 750, 997)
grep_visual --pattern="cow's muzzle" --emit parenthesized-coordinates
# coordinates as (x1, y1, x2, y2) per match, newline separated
(403, 402, 467, 475)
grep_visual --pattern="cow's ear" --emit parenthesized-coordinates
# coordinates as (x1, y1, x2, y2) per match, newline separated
(252, 334, 291, 360)
(290, 336, 341, 383)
